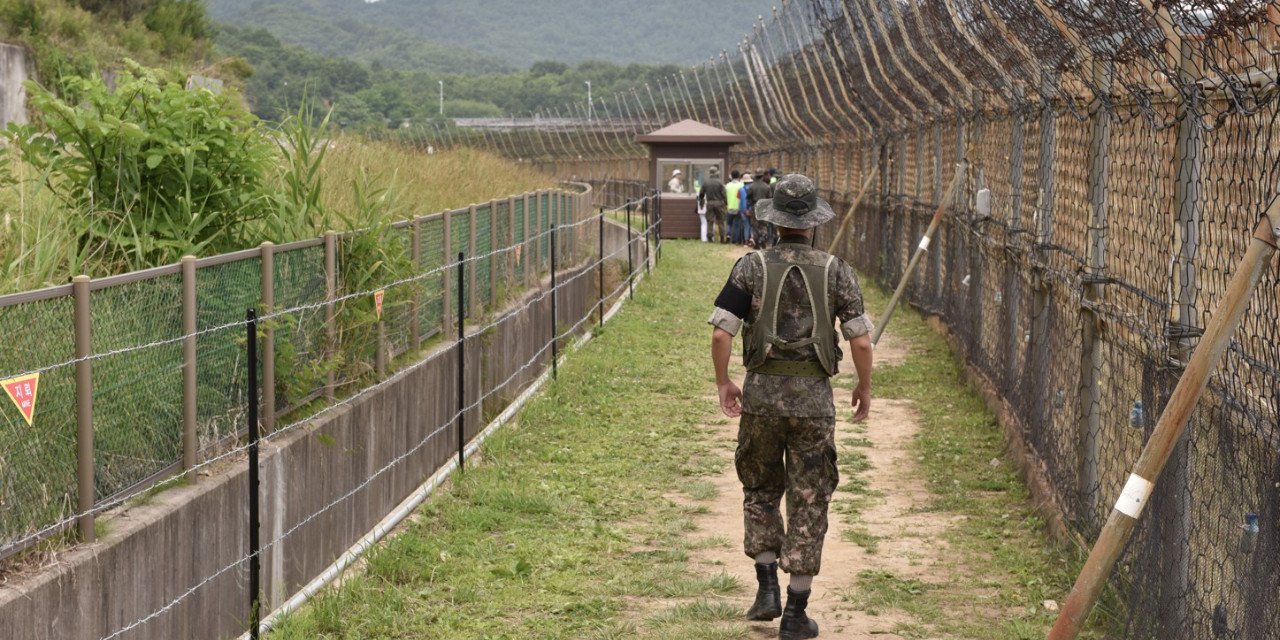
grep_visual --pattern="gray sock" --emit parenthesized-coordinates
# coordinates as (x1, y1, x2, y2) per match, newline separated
(754, 551, 778, 565)
(789, 575, 813, 592)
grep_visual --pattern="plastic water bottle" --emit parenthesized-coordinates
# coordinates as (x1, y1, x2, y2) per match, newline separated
(1239, 512, 1259, 555)
(1129, 400, 1144, 428)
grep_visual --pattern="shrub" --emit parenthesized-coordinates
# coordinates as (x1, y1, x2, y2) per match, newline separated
(9, 60, 275, 269)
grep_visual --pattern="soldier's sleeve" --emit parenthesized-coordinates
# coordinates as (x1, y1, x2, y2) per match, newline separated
(832, 259, 873, 339)
(708, 256, 755, 336)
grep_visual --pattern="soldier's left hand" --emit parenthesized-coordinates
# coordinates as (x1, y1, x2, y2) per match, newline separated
(718, 381, 743, 418)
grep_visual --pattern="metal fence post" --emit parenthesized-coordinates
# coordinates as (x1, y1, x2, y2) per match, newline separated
(966, 95, 984, 358)
(324, 231, 336, 401)
(456, 252, 465, 472)
(641, 199, 651, 274)
(1004, 88, 1028, 381)
(182, 256, 198, 471)
(245, 308, 262, 640)
(73, 274, 94, 543)
(931, 124, 944, 300)
(1029, 70, 1058, 433)
(654, 191, 662, 263)
(598, 206, 606, 326)
(626, 203, 636, 299)
(550, 222, 558, 380)
(508, 195, 517, 287)
(1077, 60, 1113, 529)
(468, 204, 478, 318)
(442, 211, 453, 334)
(489, 200, 498, 308)
(534, 191, 544, 276)
(410, 218, 422, 352)
(524, 192, 534, 287)
(259, 242, 275, 432)
(1152, 43, 1206, 631)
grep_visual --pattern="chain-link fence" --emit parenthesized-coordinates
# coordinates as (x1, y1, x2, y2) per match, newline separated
(454, 2, 1280, 637)
(0, 187, 596, 562)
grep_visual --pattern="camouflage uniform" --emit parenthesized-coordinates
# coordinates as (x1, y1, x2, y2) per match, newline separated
(709, 239, 872, 576)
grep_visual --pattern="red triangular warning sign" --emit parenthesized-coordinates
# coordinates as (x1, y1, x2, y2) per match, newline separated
(374, 290, 385, 320)
(2, 373, 40, 426)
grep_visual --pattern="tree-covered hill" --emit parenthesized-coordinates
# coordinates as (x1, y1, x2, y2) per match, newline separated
(218, 25, 687, 127)
(205, 0, 775, 69)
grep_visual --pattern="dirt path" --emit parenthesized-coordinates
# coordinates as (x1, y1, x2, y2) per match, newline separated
(652, 244, 957, 638)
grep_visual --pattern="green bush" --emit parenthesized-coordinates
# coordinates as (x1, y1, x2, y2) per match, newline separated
(9, 60, 274, 269)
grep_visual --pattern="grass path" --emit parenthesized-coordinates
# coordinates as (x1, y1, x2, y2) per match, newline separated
(270, 241, 1113, 639)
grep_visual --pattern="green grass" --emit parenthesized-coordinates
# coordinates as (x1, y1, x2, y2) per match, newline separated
(836, 273, 1123, 639)
(270, 241, 739, 638)
(267, 242, 1119, 639)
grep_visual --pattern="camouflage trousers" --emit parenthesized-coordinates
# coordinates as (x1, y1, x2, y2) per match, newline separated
(735, 413, 838, 576)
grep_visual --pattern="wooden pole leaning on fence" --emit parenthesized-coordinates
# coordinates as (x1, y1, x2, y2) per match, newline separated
(825, 164, 880, 254)
(870, 162, 966, 346)
(1048, 209, 1280, 640)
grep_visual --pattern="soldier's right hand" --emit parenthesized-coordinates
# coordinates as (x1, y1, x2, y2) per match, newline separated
(851, 384, 871, 422)
(718, 381, 743, 418)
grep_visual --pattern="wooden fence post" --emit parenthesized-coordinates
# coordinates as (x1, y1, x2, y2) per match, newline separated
(259, 241, 275, 433)
(182, 256, 197, 471)
(73, 275, 94, 543)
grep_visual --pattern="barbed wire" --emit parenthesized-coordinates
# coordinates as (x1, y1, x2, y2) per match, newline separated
(0, 213, 658, 557)
(90, 217, 659, 640)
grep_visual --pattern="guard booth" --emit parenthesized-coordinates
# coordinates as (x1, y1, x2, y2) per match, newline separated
(636, 119, 746, 239)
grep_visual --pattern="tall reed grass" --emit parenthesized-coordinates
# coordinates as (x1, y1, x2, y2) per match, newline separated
(0, 139, 555, 295)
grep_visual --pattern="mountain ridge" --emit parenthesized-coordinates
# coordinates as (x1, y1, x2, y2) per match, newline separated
(206, 0, 774, 69)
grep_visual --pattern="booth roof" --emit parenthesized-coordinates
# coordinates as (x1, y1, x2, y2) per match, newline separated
(635, 119, 747, 145)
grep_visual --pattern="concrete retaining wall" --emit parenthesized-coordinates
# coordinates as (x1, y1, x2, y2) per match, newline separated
(0, 262, 602, 640)
(0, 42, 32, 127)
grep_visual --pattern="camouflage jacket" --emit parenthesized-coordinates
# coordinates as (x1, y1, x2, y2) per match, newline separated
(709, 237, 872, 417)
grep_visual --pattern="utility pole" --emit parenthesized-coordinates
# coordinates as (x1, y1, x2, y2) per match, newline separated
(585, 81, 593, 121)
(438, 80, 444, 116)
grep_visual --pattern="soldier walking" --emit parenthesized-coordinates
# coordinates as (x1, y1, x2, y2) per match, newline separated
(708, 174, 874, 639)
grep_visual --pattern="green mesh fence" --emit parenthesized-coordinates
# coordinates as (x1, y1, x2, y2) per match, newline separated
(0, 293, 77, 548)
(91, 274, 184, 501)
(0, 189, 587, 558)
(272, 245, 328, 414)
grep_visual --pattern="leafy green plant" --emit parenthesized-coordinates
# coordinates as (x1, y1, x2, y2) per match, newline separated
(263, 101, 333, 242)
(9, 60, 274, 270)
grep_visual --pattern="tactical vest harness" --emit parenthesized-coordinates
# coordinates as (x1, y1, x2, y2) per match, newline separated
(743, 248, 839, 378)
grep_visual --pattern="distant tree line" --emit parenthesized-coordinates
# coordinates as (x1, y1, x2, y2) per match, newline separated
(217, 26, 682, 130)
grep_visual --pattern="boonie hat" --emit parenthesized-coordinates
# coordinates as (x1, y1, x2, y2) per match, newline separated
(754, 174, 835, 230)
(672, 169, 682, 176)
(743, 173, 754, 183)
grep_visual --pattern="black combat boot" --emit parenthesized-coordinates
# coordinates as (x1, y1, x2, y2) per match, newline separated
(745, 562, 782, 620)
(779, 587, 819, 639)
